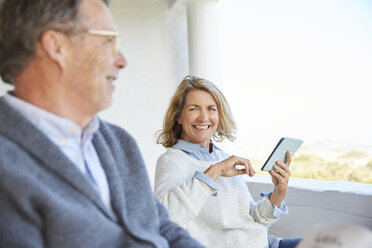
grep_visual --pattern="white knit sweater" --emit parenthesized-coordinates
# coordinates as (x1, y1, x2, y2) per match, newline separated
(154, 148, 280, 248)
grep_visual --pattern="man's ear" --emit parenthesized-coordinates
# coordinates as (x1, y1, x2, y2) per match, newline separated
(38, 30, 70, 68)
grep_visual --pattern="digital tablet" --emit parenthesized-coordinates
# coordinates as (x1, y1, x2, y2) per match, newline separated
(261, 137, 303, 171)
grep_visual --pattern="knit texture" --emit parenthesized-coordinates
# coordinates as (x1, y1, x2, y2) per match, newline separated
(155, 148, 280, 248)
(0, 98, 203, 248)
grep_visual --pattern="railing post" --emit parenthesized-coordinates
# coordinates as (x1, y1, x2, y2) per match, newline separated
(185, 0, 220, 83)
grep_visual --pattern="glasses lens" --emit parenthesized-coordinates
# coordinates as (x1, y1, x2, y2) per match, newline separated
(87, 30, 121, 56)
(114, 36, 121, 55)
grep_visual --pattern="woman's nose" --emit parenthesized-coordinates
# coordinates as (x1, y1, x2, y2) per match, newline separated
(197, 110, 208, 122)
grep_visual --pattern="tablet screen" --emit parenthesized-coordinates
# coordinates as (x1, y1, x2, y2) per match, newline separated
(261, 137, 303, 171)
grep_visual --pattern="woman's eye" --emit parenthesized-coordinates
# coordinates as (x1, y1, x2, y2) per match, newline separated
(209, 107, 217, 111)
(189, 108, 197, 111)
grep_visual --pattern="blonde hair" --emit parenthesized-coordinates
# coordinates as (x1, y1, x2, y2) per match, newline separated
(157, 75, 237, 148)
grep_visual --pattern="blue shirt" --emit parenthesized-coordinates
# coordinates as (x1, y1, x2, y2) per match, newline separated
(173, 139, 223, 161)
(173, 139, 286, 248)
(3, 92, 113, 214)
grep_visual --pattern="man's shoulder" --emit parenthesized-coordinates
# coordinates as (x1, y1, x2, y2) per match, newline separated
(0, 96, 20, 122)
(95, 119, 142, 157)
(98, 119, 125, 133)
(97, 119, 134, 142)
(0, 134, 19, 153)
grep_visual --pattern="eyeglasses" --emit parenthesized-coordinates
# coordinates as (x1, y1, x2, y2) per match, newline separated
(87, 29, 121, 55)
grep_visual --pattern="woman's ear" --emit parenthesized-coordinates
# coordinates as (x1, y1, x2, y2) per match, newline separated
(177, 117, 181, 125)
(38, 30, 70, 68)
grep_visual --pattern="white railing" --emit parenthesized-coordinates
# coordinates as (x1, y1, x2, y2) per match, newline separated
(246, 174, 372, 237)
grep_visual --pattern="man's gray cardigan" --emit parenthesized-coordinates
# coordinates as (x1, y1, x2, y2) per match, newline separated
(0, 98, 203, 248)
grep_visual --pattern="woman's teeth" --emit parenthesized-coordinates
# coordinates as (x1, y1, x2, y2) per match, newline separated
(195, 125, 209, 130)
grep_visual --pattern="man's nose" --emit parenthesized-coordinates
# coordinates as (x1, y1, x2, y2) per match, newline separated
(115, 51, 127, 69)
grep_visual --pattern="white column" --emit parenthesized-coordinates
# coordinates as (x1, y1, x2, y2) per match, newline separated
(186, 0, 220, 83)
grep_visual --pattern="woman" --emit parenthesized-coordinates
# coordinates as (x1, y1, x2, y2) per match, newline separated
(154, 75, 301, 248)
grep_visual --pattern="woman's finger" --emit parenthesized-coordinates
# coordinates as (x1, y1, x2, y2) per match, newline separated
(276, 160, 289, 174)
(228, 156, 256, 177)
(269, 170, 281, 181)
(271, 168, 289, 186)
(246, 159, 255, 177)
(276, 159, 292, 177)
(285, 151, 292, 166)
(273, 164, 288, 179)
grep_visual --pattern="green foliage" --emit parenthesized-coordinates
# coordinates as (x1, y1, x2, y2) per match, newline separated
(339, 149, 370, 159)
(250, 148, 372, 184)
(290, 152, 372, 184)
(366, 160, 372, 170)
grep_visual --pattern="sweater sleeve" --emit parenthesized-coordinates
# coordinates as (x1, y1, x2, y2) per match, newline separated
(154, 153, 216, 227)
(248, 192, 288, 226)
(155, 197, 205, 248)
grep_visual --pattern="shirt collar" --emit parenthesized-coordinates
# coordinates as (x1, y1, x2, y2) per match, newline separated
(173, 139, 221, 154)
(3, 92, 99, 147)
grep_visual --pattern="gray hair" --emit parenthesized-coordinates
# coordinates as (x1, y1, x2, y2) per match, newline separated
(0, 0, 109, 84)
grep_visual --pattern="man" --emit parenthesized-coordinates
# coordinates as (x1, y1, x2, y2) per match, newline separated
(0, 0, 203, 247)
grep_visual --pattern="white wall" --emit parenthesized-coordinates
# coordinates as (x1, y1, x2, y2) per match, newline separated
(0, 83, 12, 96)
(247, 175, 372, 237)
(102, 0, 189, 186)
(0, 0, 190, 186)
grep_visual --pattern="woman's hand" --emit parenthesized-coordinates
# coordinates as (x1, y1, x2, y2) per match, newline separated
(204, 155, 255, 181)
(268, 151, 292, 207)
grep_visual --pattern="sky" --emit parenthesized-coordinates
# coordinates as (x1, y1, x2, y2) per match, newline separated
(217, 0, 372, 155)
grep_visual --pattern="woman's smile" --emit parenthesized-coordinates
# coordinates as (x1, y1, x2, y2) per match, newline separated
(194, 125, 210, 130)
